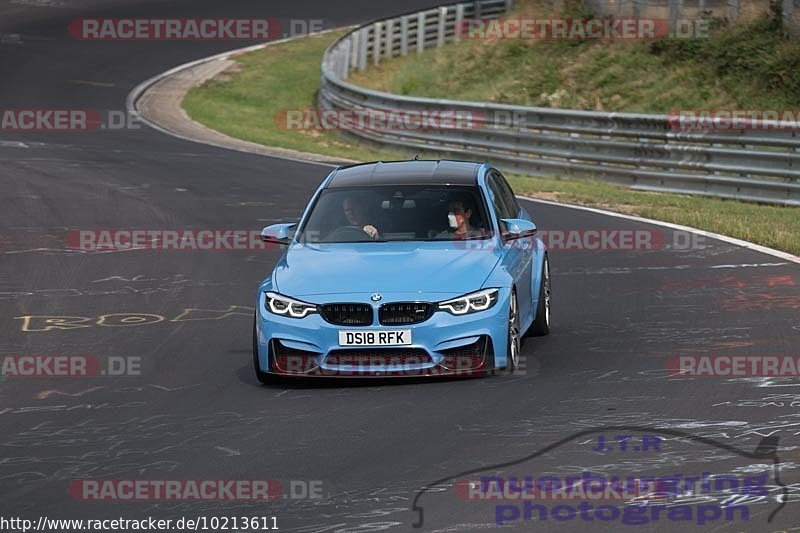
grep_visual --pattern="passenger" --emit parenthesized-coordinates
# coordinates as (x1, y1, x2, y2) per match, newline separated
(436, 196, 484, 239)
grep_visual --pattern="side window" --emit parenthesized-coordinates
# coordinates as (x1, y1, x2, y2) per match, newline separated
(495, 172, 520, 218)
(486, 173, 514, 220)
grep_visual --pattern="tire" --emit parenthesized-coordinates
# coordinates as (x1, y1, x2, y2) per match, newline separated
(528, 254, 551, 337)
(253, 316, 279, 385)
(507, 289, 521, 371)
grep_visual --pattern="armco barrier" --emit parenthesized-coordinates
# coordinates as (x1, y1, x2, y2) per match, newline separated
(318, 0, 800, 205)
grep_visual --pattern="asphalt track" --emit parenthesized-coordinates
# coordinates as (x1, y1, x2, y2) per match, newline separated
(1, 1, 799, 531)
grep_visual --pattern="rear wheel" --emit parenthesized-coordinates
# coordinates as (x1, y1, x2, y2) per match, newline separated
(528, 254, 551, 337)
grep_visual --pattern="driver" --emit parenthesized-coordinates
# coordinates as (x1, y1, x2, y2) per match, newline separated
(342, 197, 380, 239)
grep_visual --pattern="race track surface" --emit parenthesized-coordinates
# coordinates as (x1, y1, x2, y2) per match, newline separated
(1, 1, 799, 531)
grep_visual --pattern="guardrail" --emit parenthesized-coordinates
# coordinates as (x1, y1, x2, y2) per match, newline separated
(319, 0, 800, 205)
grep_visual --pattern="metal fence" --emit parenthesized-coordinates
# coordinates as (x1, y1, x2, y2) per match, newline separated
(319, 0, 800, 205)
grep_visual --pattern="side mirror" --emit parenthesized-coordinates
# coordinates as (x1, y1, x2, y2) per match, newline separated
(260, 223, 297, 245)
(500, 218, 537, 241)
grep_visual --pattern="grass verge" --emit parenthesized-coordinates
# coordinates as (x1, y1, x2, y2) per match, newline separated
(182, 30, 800, 256)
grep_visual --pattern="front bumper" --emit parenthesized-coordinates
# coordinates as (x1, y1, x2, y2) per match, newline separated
(255, 289, 510, 378)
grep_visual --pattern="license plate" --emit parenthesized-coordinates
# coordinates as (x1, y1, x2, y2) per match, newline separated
(338, 330, 412, 346)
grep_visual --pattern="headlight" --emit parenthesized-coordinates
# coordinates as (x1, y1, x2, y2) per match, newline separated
(438, 288, 499, 315)
(265, 291, 317, 318)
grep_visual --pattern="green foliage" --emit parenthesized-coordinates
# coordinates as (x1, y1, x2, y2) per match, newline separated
(352, 2, 800, 113)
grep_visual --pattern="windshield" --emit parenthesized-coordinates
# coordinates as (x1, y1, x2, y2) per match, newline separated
(297, 185, 493, 243)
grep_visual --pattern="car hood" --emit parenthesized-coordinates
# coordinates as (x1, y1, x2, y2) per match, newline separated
(273, 241, 501, 298)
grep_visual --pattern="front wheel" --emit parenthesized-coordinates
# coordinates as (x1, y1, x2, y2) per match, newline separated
(507, 289, 521, 371)
(528, 254, 551, 337)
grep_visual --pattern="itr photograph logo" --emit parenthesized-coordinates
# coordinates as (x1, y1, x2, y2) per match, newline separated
(411, 426, 787, 529)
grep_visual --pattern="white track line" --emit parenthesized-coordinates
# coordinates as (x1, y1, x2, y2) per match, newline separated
(518, 195, 800, 265)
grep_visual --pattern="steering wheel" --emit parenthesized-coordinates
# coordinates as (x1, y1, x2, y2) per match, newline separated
(323, 225, 374, 242)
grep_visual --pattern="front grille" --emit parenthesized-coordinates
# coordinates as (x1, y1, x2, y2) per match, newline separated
(320, 303, 373, 326)
(379, 302, 434, 325)
(325, 348, 432, 366)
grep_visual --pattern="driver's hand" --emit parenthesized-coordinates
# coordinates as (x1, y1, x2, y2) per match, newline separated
(363, 225, 379, 239)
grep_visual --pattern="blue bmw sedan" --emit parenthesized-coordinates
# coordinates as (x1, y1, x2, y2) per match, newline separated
(253, 160, 550, 380)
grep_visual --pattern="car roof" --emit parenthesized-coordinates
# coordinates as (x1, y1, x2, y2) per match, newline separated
(326, 160, 483, 188)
